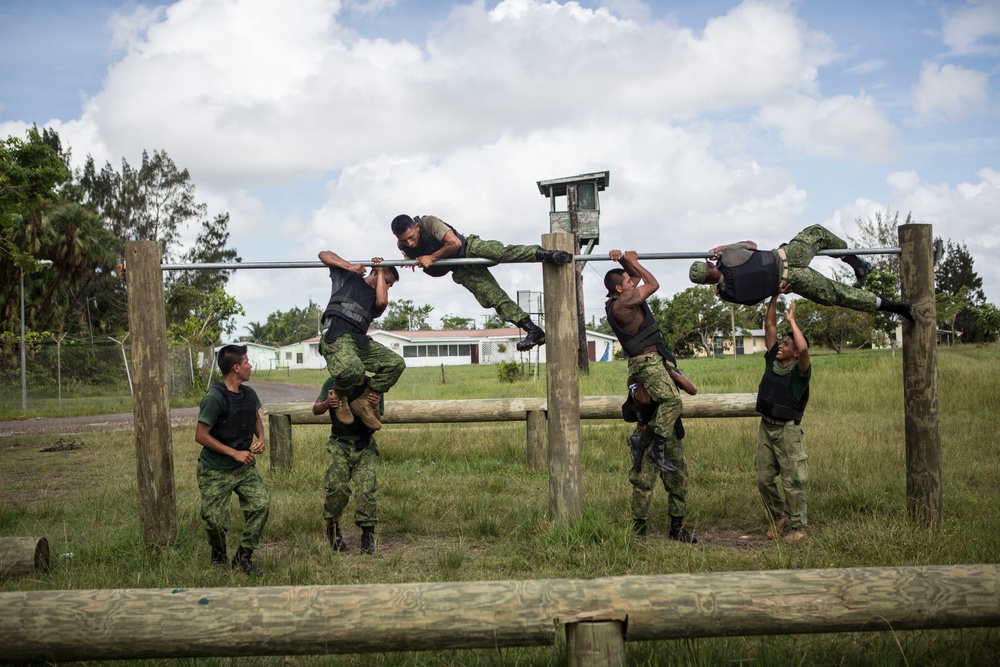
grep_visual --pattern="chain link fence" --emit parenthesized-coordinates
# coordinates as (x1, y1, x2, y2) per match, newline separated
(0, 340, 217, 414)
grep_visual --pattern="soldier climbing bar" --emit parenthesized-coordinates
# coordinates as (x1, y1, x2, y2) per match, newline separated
(159, 248, 901, 270)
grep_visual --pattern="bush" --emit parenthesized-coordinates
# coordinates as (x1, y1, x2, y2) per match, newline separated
(495, 361, 522, 383)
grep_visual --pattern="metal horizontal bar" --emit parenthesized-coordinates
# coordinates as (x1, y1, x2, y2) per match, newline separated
(160, 247, 900, 271)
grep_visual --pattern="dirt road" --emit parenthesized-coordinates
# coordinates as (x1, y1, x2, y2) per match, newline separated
(0, 380, 317, 439)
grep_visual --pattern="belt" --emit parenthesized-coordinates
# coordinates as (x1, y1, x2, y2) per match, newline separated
(761, 414, 796, 426)
(775, 246, 789, 282)
(629, 351, 659, 362)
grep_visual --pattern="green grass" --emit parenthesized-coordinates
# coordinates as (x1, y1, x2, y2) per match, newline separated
(1, 347, 999, 665)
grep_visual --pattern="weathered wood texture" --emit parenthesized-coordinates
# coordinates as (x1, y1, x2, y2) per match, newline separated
(0, 537, 49, 577)
(542, 232, 583, 523)
(566, 621, 626, 667)
(268, 412, 293, 471)
(526, 409, 547, 471)
(263, 393, 759, 425)
(124, 240, 177, 546)
(2, 565, 997, 662)
(898, 224, 942, 527)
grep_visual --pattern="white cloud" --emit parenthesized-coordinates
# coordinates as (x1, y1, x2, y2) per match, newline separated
(911, 62, 990, 125)
(942, 0, 1000, 56)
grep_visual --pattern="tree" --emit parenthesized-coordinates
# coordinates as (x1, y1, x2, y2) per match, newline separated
(792, 299, 878, 353)
(974, 303, 1000, 347)
(659, 287, 731, 357)
(255, 301, 324, 346)
(934, 239, 991, 342)
(380, 300, 433, 331)
(848, 209, 908, 347)
(242, 321, 267, 344)
(935, 286, 971, 346)
(441, 314, 475, 330)
(167, 288, 244, 347)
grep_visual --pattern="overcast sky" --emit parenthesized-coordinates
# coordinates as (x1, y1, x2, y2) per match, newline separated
(2, 0, 999, 336)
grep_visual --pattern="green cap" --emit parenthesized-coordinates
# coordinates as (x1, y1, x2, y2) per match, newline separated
(688, 261, 709, 283)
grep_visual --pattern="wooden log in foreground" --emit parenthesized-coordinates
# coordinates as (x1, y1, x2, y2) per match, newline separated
(2, 564, 997, 662)
(0, 537, 49, 577)
(263, 393, 758, 425)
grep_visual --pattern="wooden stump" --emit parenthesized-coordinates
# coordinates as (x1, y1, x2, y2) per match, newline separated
(0, 537, 49, 577)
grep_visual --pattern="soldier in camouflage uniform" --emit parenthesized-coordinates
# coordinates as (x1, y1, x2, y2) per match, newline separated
(756, 295, 811, 544)
(195, 344, 271, 575)
(390, 214, 573, 351)
(688, 224, 914, 321)
(313, 376, 382, 554)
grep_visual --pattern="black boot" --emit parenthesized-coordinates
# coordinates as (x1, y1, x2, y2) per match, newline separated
(210, 545, 227, 567)
(841, 255, 871, 286)
(515, 318, 546, 351)
(627, 426, 652, 473)
(231, 546, 264, 576)
(669, 516, 697, 544)
(633, 519, 647, 542)
(645, 435, 677, 473)
(535, 248, 573, 265)
(327, 520, 347, 551)
(360, 526, 376, 554)
(877, 298, 915, 322)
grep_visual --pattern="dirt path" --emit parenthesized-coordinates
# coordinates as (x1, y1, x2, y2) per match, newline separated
(0, 380, 317, 439)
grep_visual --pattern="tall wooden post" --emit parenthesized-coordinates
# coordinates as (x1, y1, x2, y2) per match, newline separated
(567, 185, 590, 374)
(566, 621, 626, 667)
(269, 414, 293, 471)
(541, 232, 582, 522)
(125, 241, 178, 546)
(898, 224, 942, 527)
(525, 410, 546, 471)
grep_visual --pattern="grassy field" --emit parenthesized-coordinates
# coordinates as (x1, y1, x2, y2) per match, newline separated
(1, 347, 999, 665)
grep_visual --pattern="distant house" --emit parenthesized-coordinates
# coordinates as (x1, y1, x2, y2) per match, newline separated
(273, 328, 619, 369)
(693, 328, 768, 357)
(242, 342, 281, 371)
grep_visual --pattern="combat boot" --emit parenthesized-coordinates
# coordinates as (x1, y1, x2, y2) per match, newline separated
(327, 520, 347, 551)
(668, 516, 697, 544)
(645, 434, 677, 473)
(333, 393, 354, 425)
(535, 248, 573, 265)
(515, 318, 546, 351)
(841, 255, 871, 286)
(633, 519, 648, 542)
(231, 546, 264, 576)
(876, 298, 915, 322)
(360, 526, 376, 554)
(210, 545, 227, 567)
(627, 426, 652, 472)
(349, 388, 382, 430)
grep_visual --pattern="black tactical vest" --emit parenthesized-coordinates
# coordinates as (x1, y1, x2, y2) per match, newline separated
(397, 216, 467, 277)
(717, 250, 781, 305)
(755, 349, 810, 423)
(322, 273, 377, 344)
(208, 382, 257, 451)
(605, 298, 677, 367)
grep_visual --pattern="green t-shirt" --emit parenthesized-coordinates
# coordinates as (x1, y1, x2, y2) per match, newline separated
(197, 384, 262, 470)
(764, 343, 811, 403)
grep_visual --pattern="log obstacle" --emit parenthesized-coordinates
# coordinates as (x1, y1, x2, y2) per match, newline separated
(2, 564, 997, 662)
(262, 393, 759, 472)
(0, 537, 49, 578)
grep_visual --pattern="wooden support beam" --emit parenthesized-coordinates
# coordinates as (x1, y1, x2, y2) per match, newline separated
(268, 413, 293, 471)
(263, 393, 759, 425)
(526, 409, 546, 471)
(898, 224, 942, 527)
(0, 537, 49, 578)
(566, 621, 625, 667)
(2, 564, 997, 662)
(124, 240, 177, 546)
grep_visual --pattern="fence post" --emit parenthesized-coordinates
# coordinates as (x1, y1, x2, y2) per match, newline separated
(526, 409, 546, 471)
(565, 621, 626, 667)
(898, 224, 942, 527)
(125, 240, 178, 546)
(269, 414, 293, 471)
(541, 232, 582, 523)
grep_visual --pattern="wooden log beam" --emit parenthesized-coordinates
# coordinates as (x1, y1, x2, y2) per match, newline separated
(2, 564, 997, 662)
(263, 393, 759, 425)
(0, 537, 49, 578)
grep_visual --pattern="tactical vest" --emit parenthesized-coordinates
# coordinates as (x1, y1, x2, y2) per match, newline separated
(398, 216, 467, 277)
(328, 381, 378, 443)
(717, 250, 781, 305)
(322, 274, 377, 344)
(208, 382, 257, 451)
(755, 349, 809, 423)
(605, 298, 677, 367)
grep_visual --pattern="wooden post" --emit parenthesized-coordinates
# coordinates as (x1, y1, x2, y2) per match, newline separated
(124, 240, 177, 546)
(268, 413, 293, 471)
(542, 232, 582, 522)
(567, 185, 590, 374)
(566, 621, 625, 667)
(526, 409, 547, 471)
(898, 224, 942, 527)
(0, 537, 49, 577)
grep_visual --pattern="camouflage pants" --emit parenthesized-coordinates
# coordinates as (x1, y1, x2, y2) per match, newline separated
(197, 461, 271, 550)
(756, 420, 808, 529)
(629, 428, 689, 520)
(783, 224, 877, 311)
(320, 333, 405, 395)
(323, 437, 379, 527)
(450, 235, 539, 324)
(627, 354, 688, 520)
